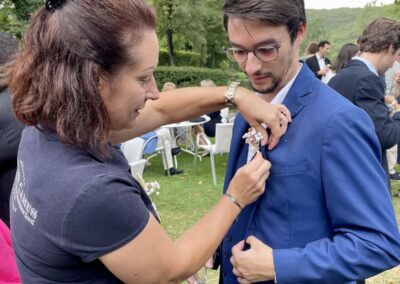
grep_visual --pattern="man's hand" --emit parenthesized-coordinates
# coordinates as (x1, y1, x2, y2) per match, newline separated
(230, 236, 275, 283)
(319, 65, 330, 76)
(395, 72, 400, 84)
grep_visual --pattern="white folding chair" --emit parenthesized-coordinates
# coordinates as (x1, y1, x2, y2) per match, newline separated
(122, 137, 147, 178)
(143, 135, 169, 170)
(196, 123, 234, 185)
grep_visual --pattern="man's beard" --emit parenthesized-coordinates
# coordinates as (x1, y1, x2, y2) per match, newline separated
(250, 73, 281, 94)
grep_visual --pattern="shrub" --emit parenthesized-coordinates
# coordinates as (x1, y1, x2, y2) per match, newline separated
(155, 66, 238, 89)
(159, 49, 201, 67)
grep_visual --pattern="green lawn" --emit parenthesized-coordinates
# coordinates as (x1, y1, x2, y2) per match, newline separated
(143, 152, 400, 284)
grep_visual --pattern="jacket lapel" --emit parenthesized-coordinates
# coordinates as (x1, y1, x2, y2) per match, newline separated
(224, 64, 314, 191)
(282, 64, 313, 119)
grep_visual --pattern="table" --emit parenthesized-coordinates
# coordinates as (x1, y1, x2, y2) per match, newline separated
(162, 115, 210, 160)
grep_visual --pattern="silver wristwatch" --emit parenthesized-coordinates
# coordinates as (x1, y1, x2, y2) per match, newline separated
(224, 81, 240, 107)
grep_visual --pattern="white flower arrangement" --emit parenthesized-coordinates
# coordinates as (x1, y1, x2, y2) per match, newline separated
(144, 181, 160, 196)
(134, 174, 161, 220)
(135, 175, 160, 196)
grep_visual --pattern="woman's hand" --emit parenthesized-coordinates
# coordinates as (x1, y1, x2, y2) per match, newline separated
(234, 88, 292, 150)
(227, 153, 271, 207)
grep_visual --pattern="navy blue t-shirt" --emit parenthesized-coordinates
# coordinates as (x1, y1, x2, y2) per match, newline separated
(10, 126, 157, 283)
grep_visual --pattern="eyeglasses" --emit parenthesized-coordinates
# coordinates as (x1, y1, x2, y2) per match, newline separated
(225, 44, 281, 63)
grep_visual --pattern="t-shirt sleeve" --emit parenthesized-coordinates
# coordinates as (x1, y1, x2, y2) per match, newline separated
(60, 174, 150, 262)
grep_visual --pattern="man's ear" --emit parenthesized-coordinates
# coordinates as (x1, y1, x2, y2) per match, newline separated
(387, 45, 399, 55)
(295, 22, 307, 46)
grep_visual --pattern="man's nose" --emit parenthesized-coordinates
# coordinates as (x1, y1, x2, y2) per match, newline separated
(244, 52, 263, 76)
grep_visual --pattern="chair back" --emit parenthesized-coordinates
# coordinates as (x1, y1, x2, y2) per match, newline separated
(129, 159, 147, 178)
(215, 123, 233, 154)
(220, 107, 229, 123)
(123, 137, 145, 163)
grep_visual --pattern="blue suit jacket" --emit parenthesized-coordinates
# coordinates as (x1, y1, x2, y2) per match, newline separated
(329, 59, 400, 182)
(218, 65, 400, 283)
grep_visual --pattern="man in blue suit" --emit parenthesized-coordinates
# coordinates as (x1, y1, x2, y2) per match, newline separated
(329, 17, 400, 194)
(217, 1, 400, 283)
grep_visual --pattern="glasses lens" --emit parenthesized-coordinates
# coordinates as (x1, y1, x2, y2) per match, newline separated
(255, 46, 278, 62)
(226, 48, 247, 63)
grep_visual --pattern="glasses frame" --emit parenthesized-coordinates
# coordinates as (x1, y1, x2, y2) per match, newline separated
(224, 30, 295, 64)
(225, 44, 282, 63)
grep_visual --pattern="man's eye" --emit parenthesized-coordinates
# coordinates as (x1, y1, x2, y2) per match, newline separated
(257, 47, 276, 56)
(233, 49, 246, 56)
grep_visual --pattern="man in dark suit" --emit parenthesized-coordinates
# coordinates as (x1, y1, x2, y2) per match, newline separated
(306, 40, 331, 80)
(329, 17, 400, 196)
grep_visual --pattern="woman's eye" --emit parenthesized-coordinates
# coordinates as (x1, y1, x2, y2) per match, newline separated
(138, 75, 153, 85)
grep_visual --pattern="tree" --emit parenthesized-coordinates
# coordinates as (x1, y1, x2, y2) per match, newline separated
(151, 0, 222, 66)
(10, 0, 41, 21)
(0, 0, 41, 37)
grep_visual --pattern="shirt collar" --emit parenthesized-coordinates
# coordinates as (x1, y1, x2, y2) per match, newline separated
(353, 56, 379, 76)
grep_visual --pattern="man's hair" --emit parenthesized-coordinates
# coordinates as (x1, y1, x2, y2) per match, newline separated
(318, 40, 330, 49)
(161, 82, 176, 92)
(0, 32, 18, 90)
(222, 0, 306, 43)
(358, 17, 400, 53)
(9, 0, 156, 157)
(200, 79, 216, 87)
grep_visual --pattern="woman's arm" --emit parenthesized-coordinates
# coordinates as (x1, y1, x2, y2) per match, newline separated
(110, 86, 290, 149)
(100, 153, 270, 283)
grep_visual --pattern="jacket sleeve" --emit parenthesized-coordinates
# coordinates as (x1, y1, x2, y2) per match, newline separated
(305, 57, 321, 79)
(353, 74, 400, 149)
(273, 106, 400, 283)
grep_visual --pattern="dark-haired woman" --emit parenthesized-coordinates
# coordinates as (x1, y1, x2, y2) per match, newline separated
(324, 43, 359, 83)
(8, 0, 290, 283)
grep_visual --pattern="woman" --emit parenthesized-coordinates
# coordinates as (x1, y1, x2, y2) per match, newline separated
(324, 43, 359, 84)
(9, 0, 290, 283)
(300, 41, 318, 62)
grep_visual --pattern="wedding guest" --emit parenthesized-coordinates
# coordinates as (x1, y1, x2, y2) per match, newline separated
(0, 32, 24, 227)
(8, 0, 288, 282)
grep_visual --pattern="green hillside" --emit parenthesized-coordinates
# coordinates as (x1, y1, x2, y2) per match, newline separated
(304, 4, 400, 60)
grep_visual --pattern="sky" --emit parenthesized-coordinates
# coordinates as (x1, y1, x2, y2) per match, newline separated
(305, 0, 394, 10)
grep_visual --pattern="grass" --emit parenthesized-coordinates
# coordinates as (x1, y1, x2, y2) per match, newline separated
(143, 152, 400, 284)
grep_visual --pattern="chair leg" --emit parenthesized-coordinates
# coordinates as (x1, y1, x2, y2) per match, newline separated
(210, 151, 217, 186)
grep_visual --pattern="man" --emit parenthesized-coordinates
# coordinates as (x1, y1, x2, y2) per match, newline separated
(0, 32, 24, 227)
(217, 1, 400, 283)
(306, 40, 331, 80)
(329, 18, 400, 194)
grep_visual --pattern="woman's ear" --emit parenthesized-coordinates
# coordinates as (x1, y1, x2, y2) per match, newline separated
(97, 72, 111, 99)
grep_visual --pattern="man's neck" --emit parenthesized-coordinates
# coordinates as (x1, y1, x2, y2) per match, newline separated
(359, 52, 382, 75)
(317, 51, 324, 59)
(260, 62, 302, 102)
